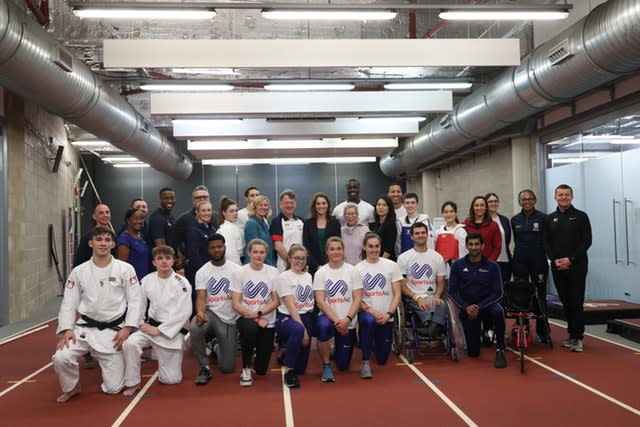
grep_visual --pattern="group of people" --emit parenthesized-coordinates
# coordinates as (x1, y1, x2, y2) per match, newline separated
(53, 179, 591, 401)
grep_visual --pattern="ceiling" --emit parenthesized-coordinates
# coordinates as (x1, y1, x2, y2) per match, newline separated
(42, 0, 555, 166)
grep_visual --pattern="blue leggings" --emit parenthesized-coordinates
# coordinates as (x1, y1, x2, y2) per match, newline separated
(316, 315, 356, 371)
(275, 312, 313, 374)
(358, 311, 393, 364)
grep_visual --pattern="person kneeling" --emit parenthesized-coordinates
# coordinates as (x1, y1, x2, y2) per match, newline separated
(449, 233, 507, 369)
(122, 246, 192, 396)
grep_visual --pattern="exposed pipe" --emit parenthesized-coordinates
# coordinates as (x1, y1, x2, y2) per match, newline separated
(0, 0, 192, 180)
(380, 0, 640, 176)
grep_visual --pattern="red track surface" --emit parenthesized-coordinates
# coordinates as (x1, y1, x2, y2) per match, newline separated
(1, 320, 639, 426)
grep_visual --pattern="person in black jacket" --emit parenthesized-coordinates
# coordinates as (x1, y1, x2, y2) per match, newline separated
(369, 196, 398, 261)
(303, 193, 340, 276)
(544, 184, 592, 353)
(511, 189, 549, 342)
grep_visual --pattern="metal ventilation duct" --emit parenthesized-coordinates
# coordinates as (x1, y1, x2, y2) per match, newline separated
(380, 0, 640, 176)
(0, 0, 192, 180)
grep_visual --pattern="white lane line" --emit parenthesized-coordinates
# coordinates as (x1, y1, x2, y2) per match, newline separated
(111, 371, 159, 427)
(280, 367, 295, 427)
(509, 348, 640, 416)
(0, 317, 56, 345)
(399, 354, 478, 427)
(549, 320, 640, 352)
(0, 362, 53, 398)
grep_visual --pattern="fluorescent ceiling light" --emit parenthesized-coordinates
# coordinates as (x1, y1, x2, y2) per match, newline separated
(358, 117, 426, 123)
(203, 157, 377, 166)
(439, 10, 569, 21)
(264, 84, 355, 92)
(141, 84, 233, 92)
(171, 68, 237, 75)
(261, 10, 397, 21)
(582, 134, 635, 140)
(384, 82, 472, 90)
(72, 8, 216, 20)
(71, 140, 113, 147)
(188, 138, 397, 150)
(102, 156, 140, 163)
(112, 163, 151, 168)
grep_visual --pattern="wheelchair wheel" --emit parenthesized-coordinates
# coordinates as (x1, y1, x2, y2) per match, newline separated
(391, 303, 406, 355)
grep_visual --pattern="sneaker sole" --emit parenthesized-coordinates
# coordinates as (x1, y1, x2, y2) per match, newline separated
(570, 347, 583, 352)
(240, 381, 253, 387)
(321, 378, 335, 382)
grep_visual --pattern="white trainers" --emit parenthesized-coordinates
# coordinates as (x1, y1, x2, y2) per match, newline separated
(240, 368, 253, 387)
(359, 361, 373, 379)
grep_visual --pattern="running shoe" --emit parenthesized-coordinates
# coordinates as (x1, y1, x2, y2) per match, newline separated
(195, 367, 212, 385)
(321, 364, 335, 382)
(494, 349, 507, 369)
(284, 370, 300, 389)
(359, 361, 373, 379)
(240, 368, 254, 387)
(562, 338, 576, 348)
(570, 339, 584, 352)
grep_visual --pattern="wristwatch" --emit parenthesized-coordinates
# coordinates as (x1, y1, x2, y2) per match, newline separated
(257, 310, 263, 317)
(386, 311, 394, 319)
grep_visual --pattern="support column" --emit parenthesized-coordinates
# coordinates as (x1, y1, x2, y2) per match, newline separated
(511, 136, 538, 211)
(420, 170, 438, 217)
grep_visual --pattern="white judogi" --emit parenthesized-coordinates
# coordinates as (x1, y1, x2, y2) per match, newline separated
(123, 272, 192, 386)
(52, 258, 143, 394)
(313, 263, 363, 329)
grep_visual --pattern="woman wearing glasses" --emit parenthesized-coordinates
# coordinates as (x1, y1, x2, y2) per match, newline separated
(355, 233, 403, 379)
(313, 237, 363, 382)
(274, 244, 315, 389)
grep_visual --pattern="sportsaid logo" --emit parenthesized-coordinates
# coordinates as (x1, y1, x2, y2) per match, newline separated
(207, 277, 231, 303)
(363, 273, 386, 290)
(325, 279, 351, 304)
(243, 280, 269, 299)
(410, 263, 432, 279)
(295, 284, 313, 302)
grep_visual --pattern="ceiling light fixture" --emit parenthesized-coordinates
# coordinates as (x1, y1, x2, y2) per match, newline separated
(141, 84, 233, 92)
(264, 84, 355, 92)
(439, 10, 569, 21)
(384, 82, 472, 90)
(203, 156, 377, 166)
(188, 138, 397, 150)
(112, 163, 151, 168)
(72, 8, 216, 20)
(102, 156, 140, 163)
(261, 9, 397, 21)
(71, 140, 113, 148)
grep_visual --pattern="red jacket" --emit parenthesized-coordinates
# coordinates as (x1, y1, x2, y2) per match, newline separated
(462, 218, 502, 261)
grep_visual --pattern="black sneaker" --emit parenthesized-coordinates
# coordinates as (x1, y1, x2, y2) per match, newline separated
(284, 370, 300, 389)
(277, 351, 286, 366)
(495, 349, 507, 369)
(536, 334, 550, 344)
(195, 367, 212, 385)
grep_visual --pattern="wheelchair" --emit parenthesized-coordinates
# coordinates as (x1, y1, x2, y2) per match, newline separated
(391, 296, 462, 364)
(503, 280, 553, 373)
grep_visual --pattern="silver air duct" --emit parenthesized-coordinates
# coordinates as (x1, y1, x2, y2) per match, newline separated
(380, 0, 640, 176)
(0, 0, 192, 180)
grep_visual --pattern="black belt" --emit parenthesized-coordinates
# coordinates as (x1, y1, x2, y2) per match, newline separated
(148, 317, 188, 335)
(79, 313, 125, 331)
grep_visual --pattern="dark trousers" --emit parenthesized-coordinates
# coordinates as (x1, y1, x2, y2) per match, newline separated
(237, 317, 275, 375)
(459, 303, 505, 357)
(275, 312, 313, 374)
(358, 311, 393, 365)
(551, 262, 587, 340)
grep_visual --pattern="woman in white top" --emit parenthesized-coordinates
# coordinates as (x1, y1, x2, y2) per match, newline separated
(275, 244, 314, 389)
(433, 201, 468, 277)
(313, 237, 363, 382)
(231, 238, 280, 387)
(356, 233, 403, 379)
(217, 197, 244, 265)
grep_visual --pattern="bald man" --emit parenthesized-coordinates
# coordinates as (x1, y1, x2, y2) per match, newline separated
(73, 203, 113, 268)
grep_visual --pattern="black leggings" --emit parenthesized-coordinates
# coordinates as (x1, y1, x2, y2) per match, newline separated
(237, 317, 275, 375)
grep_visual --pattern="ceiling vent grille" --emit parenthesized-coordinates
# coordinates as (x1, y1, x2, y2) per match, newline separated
(548, 39, 573, 66)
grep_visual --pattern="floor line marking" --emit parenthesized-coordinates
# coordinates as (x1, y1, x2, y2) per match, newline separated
(0, 362, 52, 398)
(549, 320, 640, 352)
(111, 371, 159, 427)
(508, 348, 640, 416)
(280, 367, 295, 427)
(7, 380, 36, 384)
(0, 319, 55, 346)
(399, 354, 478, 427)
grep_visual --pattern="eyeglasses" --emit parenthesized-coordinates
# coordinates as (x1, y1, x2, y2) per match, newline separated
(193, 195, 209, 200)
(292, 256, 307, 262)
(520, 197, 535, 202)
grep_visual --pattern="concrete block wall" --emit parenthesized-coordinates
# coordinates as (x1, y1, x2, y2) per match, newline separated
(6, 94, 78, 322)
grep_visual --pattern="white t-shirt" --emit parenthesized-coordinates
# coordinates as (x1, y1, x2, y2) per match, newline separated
(355, 258, 403, 316)
(230, 263, 280, 327)
(196, 260, 241, 325)
(397, 248, 446, 297)
(276, 270, 314, 315)
(492, 215, 509, 263)
(333, 200, 374, 226)
(217, 221, 245, 265)
(313, 262, 363, 329)
(237, 208, 250, 230)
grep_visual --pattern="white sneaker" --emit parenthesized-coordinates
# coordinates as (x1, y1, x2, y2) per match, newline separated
(240, 368, 253, 387)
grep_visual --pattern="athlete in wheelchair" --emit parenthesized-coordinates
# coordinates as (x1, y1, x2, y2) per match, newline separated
(393, 222, 461, 363)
